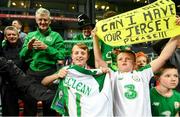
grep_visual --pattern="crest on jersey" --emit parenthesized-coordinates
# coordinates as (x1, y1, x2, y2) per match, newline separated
(46, 36, 52, 41)
(59, 90, 63, 98)
(132, 75, 140, 82)
(174, 102, 180, 109)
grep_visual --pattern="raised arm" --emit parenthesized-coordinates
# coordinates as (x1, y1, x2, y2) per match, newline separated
(91, 28, 107, 68)
(150, 17, 180, 72)
(150, 35, 180, 72)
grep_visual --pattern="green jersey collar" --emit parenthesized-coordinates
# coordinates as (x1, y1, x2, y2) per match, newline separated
(68, 65, 98, 75)
(37, 27, 52, 36)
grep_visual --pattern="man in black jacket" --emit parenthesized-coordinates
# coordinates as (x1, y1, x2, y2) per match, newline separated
(1, 26, 26, 115)
(0, 57, 55, 100)
(0, 57, 56, 115)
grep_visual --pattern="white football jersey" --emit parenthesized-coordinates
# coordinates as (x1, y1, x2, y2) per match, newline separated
(111, 64, 153, 117)
(51, 65, 113, 117)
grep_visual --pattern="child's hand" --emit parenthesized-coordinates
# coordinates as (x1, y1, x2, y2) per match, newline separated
(97, 60, 108, 69)
(57, 69, 68, 78)
(176, 15, 180, 25)
(100, 66, 110, 73)
(91, 27, 98, 38)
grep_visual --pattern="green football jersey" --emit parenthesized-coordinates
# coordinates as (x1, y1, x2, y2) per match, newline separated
(150, 88, 180, 116)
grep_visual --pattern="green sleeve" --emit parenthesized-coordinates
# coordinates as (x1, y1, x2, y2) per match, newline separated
(2, 40, 6, 47)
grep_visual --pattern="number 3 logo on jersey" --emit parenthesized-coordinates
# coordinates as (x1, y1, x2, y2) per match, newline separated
(124, 84, 137, 99)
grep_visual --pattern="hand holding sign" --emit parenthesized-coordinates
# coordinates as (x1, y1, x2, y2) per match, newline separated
(176, 15, 180, 25)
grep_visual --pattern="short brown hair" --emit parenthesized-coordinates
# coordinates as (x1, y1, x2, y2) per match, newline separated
(155, 63, 177, 77)
(118, 50, 136, 62)
(12, 19, 22, 26)
(72, 43, 90, 55)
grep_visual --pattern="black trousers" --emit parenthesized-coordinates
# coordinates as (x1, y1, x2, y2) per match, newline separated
(24, 67, 57, 116)
(1, 83, 19, 116)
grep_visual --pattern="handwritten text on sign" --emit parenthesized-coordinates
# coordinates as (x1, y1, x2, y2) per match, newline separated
(96, 0, 180, 46)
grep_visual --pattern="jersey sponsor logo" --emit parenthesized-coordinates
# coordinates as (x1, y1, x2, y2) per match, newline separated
(174, 102, 180, 109)
(124, 84, 137, 99)
(63, 77, 92, 96)
(152, 102, 160, 106)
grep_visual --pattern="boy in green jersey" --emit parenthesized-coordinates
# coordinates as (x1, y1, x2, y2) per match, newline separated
(150, 63, 180, 116)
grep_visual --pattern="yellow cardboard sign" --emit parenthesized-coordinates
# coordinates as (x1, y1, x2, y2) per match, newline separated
(96, 0, 180, 46)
